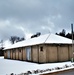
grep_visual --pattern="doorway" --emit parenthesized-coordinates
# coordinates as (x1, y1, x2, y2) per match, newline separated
(7, 50, 10, 58)
(26, 47, 31, 61)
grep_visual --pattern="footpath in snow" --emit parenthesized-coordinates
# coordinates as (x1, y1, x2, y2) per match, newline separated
(0, 57, 74, 75)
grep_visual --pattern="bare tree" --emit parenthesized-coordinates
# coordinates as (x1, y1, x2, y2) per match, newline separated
(10, 36, 25, 44)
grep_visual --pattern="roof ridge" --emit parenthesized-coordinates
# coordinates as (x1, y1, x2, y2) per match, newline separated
(44, 33, 51, 43)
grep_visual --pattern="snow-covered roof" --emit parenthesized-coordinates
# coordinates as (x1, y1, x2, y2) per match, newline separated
(4, 33, 72, 50)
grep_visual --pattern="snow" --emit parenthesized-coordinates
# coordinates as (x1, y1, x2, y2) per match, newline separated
(46, 34, 72, 44)
(3, 40, 12, 48)
(4, 34, 48, 50)
(0, 57, 74, 75)
(4, 33, 72, 50)
(0, 40, 12, 48)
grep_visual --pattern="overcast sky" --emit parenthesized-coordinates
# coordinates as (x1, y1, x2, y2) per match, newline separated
(0, 0, 74, 40)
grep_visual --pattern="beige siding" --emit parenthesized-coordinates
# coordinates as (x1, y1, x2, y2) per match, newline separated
(13, 50, 16, 60)
(47, 45, 58, 62)
(58, 45, 69, 61)
(22, 48, 26, 61)
(19, 48, 23, 60)
(39, 45, 46, 63)
(4, 51, 7, 59)
(4, 44, 73, 63)
(10, 50, 13, 59)
(32, 45, 39, 62)
(69, 45, 72, 60)
(16, 49, 19, 60)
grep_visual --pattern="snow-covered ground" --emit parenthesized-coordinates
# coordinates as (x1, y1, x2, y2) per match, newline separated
(0, 57, 74, 75)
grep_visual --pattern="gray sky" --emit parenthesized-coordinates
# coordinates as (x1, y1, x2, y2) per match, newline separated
(0, 0, 74, 40)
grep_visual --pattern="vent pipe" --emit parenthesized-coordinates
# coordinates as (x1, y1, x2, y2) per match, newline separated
(71, 23, 74, 62)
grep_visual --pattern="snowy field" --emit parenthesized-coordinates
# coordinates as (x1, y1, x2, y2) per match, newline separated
(0, 57, 74, 75)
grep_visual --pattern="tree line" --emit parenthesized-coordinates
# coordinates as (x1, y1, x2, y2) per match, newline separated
(56, 29, 73, 40)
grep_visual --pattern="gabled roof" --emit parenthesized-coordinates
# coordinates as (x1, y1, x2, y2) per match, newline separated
(4, 33, 72, 50)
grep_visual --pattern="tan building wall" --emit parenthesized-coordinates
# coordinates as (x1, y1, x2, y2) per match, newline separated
(39, 45, 47, 63)
(58, 45, 69, 62)
(16, 49, 19, 60)
(10, 50, 13, 59)
(32, 45, 39, 62)
(18, 48, 23, 60)
(22, 47, 26, 61)
(4, 50, 7, 59)
(4, 44, 73, 63)
(69, 45, 72, 60)
(13, 49, 16, 60)
(46, 45, 58, 62)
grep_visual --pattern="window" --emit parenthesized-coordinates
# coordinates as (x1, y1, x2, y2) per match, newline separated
(19, 49, 21, 52)
(13, 50, 15, 53)
(40, 47, 43, 51)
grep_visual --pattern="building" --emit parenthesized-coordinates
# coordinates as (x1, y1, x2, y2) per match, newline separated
(4, 33, 73, 63)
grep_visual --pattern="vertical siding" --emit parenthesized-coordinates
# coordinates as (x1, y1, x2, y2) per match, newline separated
(32, 45, 39, 62)
(4, 44, 72, 63)
(22, 47, 26, 61)
(16, 49, 19, 60)
(13, 49, 16, 60)
(39, 45, 47, 63)
(4, 51, 5, 58)
(58, 45, 69, 61)
(10, 50, 13, 59)
(19, 48, 23, 60)
(47, 45, 58, 62)
(4, 51, 7, 59)
(6, 50, 7, 58)
(69, 45, 72, 60)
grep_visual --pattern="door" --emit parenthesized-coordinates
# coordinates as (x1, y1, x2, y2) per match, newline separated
(26, 47, 31, 61)
(7, 50, 10, 58)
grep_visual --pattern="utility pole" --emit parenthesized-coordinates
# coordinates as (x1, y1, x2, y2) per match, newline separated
(71, 23, 74, 62)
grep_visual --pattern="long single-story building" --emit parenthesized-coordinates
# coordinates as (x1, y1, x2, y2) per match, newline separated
(4, 33, 73, 63)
